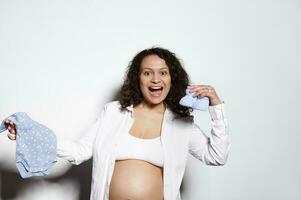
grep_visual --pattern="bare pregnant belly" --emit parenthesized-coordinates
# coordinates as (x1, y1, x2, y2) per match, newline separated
(109, 159, 164, 200)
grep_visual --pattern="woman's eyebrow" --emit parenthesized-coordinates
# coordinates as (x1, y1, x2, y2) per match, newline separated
(142, 67, 169, 70)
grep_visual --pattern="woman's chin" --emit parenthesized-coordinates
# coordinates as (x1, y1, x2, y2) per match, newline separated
(144, 96, 165, 105)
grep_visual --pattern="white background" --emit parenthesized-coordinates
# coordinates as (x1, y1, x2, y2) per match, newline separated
(0, 0, 300, 199)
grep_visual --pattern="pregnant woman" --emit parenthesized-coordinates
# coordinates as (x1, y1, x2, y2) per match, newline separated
(6, 47, 230, 200)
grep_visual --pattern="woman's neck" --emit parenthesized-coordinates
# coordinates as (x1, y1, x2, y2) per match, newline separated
(136, 100, 166, 114)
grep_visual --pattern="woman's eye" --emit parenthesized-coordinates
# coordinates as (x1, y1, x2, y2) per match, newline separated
(144, 71, 150, 76)
(161, 71, 167, 75)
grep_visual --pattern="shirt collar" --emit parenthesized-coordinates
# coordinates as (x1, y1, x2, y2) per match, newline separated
(126, 103, 174, 121)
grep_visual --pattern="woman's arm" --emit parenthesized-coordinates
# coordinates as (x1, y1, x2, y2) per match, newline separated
(56, 104, 108, 165)
(188, 103, 230, 165)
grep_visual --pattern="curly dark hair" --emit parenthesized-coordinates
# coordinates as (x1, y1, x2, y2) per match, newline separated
(117, 46, 194, 123)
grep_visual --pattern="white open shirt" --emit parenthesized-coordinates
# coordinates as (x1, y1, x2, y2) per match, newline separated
(57, 100, 230, 200)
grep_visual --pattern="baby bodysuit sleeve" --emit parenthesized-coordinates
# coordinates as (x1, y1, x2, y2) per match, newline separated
(188, 103, 231, 165)
(56, 104, 108, 165)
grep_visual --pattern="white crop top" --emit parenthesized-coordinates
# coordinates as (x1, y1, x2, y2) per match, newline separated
(115, 131, 164, 167)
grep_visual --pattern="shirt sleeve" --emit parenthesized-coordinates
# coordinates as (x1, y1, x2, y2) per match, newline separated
(56, 104, 108, 165)
(188, 103, 230, 165)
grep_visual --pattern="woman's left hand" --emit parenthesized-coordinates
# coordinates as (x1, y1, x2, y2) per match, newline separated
(187, 84, 223, 106)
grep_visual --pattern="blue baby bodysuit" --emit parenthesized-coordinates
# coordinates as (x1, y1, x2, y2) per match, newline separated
(0, 112, 57, 178)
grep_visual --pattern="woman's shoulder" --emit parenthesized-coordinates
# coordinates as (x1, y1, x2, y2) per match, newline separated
(104, 100, 120, 108)
(103, 100, 124, 113)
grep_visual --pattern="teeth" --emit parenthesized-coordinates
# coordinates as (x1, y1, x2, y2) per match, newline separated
(150, 87, 162, 89)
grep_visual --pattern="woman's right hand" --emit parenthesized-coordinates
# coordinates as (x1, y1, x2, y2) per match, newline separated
(5, 120, 17, 140)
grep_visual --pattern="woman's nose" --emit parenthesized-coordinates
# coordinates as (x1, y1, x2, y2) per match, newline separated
(151, 79, 160, 83)
(151, 79, 161, 84)
(151, 74, 161, 83)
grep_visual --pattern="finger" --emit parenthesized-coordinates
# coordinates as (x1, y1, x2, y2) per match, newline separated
(187, 84, 202, 89)
(192, 88, 214, 97)
(190, 87, 209, 94)
(190, 86, 214, 93)
(5, 120, 15, 128)
(7, 133, 16, 140)
(188, 85, 210, 91)
(7, 126, 16, 135)
(11, 122, 15, 129)
(11, 128, 16, 135)
(187, 84, 200, 89)
(9, 121, 15, 127)
(192, 91, 207, 97)
(6, 120, 16, 129)
(188, 84, 208, 88)
(4, 120, 10, 126)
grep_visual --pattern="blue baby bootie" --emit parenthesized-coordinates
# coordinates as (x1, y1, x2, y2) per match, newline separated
(179, 89, 209, 111)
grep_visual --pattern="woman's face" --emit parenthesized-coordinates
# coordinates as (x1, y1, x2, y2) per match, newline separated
(139, 55, 171, 105)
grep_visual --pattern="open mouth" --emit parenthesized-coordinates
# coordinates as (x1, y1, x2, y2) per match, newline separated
(148, 86, 163, 97)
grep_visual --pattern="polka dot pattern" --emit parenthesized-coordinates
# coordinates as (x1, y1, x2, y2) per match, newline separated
(0, 112, 57, 178)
